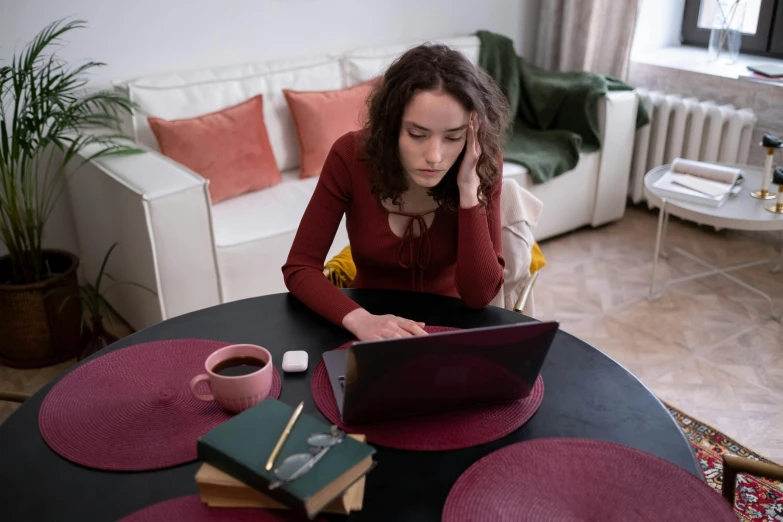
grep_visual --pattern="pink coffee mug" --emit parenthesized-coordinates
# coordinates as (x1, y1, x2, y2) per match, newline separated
(189, 344, 273, 413)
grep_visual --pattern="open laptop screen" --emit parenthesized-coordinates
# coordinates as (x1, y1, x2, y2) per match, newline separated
(338, 321, 558, 424)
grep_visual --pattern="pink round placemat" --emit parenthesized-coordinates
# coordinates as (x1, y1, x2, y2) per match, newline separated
(117, 495, 317, 522)
(39, 338, 282, 471)
(442, 438, 737, 521)
(311, 326, 544, 451)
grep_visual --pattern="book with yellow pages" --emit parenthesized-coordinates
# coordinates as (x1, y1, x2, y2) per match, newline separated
(195, 457, 366, 515)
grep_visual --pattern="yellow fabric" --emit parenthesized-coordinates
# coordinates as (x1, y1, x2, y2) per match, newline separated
(323, 245, 356, 288)
(530, 241, 546, 274)
(324, 242, 546, 286)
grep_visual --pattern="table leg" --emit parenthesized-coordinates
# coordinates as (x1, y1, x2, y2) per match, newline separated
(660, 206, 671, 259)
(673, 248, 782, 323)
(771, 247, 782, 274)
(649, 200, 668, 300)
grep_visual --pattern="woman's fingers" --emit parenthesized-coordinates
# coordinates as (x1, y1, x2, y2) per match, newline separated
(355, 314, 429, 341)
(399, 319, 428, 337)
(467, 112, 480, 161)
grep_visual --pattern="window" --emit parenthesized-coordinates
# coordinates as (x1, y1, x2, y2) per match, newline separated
(682, 0, 782, 58)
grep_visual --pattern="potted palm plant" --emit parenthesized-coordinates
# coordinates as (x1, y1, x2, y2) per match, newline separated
(0, 19, 140, 367)
(67, 242, 156, 361)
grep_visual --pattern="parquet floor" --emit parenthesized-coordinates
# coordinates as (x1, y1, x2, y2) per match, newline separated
(0, 313, 133, 423)
(534, 205, 783, 463)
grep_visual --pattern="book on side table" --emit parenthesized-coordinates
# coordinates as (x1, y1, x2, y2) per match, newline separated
(652, 158, 744, 208)
(196, 398, 376, 519)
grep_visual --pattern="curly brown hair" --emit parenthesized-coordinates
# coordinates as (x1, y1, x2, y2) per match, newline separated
(362, 43, 510, 210)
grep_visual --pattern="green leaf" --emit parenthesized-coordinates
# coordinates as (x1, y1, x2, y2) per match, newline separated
(98, 300, 115, 330)
(104, 280, 158, 297)
(94, 242, 118, 292)
(57, 293, 77, 314)
(1, 18, 137, 284)
(79, 306, 86, 336)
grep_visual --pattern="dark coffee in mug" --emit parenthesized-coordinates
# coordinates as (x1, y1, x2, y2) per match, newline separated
(212, 356, 267, 377)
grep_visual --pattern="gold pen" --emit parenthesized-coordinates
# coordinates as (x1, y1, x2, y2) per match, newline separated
(265, 400, 304, 471)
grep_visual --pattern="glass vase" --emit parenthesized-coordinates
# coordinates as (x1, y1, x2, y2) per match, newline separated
(707, 0, 746, 64)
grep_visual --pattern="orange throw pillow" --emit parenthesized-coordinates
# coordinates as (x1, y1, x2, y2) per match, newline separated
(148, 95, 281, 204)
(284, 81, 376, 178)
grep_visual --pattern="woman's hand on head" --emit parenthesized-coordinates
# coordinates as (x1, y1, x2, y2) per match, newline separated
(457, 112, 481, 208)
(342, 308, 428, 341)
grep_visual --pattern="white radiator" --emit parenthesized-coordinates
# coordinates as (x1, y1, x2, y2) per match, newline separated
(628, 88, 757, 203)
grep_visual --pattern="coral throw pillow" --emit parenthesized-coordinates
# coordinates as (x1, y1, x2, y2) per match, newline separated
(148, 95, 281, 204)
(284, 80, 376, 178)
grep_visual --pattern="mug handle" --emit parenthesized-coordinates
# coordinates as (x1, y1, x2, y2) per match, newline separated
(189, 374, 215, 401)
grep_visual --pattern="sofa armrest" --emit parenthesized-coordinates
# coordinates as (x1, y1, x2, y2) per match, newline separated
(67, 144, 221, 330)
(591, 90, 639, 227)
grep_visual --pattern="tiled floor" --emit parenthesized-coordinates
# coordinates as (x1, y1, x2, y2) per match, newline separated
(1, 205, 782, 462)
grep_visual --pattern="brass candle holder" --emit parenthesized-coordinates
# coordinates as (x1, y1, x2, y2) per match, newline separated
(765, 166, 783, 214)
(752, 134, 781, 200)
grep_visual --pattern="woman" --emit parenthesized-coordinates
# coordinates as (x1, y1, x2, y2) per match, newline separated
(282, 43, 510, 341)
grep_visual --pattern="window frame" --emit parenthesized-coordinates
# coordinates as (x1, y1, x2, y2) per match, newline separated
(770, 0, 783, 53)
(681, 0, 781, 58)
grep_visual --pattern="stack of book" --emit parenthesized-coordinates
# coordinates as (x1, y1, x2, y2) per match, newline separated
(739, 63, 783, 85)
(195, 399, 376, 519)
(195, 449, 367, 515)
(652, 158, 744, 208)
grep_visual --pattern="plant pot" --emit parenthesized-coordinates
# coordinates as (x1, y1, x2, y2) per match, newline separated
(0, 250, 85, 368)
(79, 316, 119, 361)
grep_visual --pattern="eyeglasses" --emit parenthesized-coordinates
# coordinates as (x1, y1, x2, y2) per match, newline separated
(268, 425, 346, 490)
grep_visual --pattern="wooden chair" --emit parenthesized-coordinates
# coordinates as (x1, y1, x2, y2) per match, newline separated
(0, 391, 32, 403)
(512, 270, 540, 314)
(323, 246, 356, 289)
(324, 242, 546, 315)
(512, 241, 546, 315)
(721, 453, 783, 506)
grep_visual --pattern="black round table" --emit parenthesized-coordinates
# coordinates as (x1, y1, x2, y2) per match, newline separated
(0, 289, 701, 522)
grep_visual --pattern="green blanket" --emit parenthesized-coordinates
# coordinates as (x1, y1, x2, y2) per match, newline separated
(476, 30, 649, 184)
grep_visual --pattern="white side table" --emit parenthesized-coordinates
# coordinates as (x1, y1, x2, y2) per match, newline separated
(643, 164, 783, 322)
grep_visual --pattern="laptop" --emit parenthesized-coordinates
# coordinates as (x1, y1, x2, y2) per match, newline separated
(322, 321, 558, 425)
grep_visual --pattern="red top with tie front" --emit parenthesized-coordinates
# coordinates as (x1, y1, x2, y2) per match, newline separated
(282, 130, 505, 326)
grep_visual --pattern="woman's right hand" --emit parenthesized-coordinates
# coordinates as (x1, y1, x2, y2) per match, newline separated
(342, 308, 428, 341)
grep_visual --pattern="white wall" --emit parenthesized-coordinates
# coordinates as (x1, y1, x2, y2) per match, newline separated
(2, 0, 539, 90)
(631, 0, 686, 56)
(0, 0, 540, 262)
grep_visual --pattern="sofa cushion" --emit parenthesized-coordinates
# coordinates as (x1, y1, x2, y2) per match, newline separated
(213, 160, 534, 248)
(122, 55, 344, 173)
(149, 95, 281, 204)
(340, 35, 481, 85)
(211, 169, 320, 248)
(283, 81, 375, 178)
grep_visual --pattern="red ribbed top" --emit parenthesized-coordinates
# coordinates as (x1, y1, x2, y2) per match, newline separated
(282, 131, 504, 326)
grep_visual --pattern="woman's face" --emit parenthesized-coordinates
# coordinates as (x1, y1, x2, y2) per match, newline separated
(398, 89, 470, 190)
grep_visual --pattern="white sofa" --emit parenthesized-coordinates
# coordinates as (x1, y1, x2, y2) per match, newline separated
(67, 35, 638, 331)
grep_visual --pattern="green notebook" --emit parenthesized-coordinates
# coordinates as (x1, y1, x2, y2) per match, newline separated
(197, 398, 376, 519)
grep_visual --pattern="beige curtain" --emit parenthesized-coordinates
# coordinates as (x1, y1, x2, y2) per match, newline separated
(534, 0, 640, 80)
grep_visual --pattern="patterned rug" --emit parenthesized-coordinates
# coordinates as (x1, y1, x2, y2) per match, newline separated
(666, 403, 783, 521)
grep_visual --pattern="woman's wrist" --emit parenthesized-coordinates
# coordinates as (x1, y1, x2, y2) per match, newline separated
(458, 182, 480, 209)
(342, 307, 370, 334)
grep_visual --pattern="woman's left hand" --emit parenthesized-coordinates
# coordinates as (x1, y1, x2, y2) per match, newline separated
(458, 112, 481, 208)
